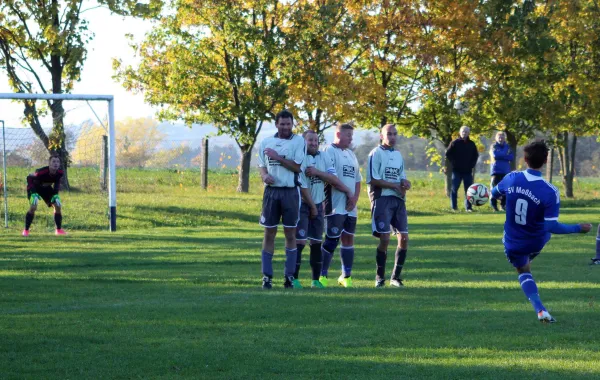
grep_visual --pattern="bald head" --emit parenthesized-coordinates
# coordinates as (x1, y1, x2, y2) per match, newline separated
(380, 124, 398, 148)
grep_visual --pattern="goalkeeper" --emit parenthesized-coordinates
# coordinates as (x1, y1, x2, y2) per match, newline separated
(23, 155, 66, 236)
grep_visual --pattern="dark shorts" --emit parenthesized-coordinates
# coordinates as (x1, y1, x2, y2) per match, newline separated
(325, 214, 357, 238)
(259, 186, 301, 228)
(371, 196, 408, 237)
(505, 249, 541, 268)
(27, 186, 57, 207)
(296, 202, 324, 241)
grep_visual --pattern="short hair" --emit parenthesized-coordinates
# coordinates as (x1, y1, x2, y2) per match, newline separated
(523, 140, 549, 169)
(459, 125, 470, 133)
(381, 124, 396, 132)
(302, 129, 317, 138)
(336, 123, 354, 132)
(275, 109, 294, 123)
(48, 154, 61, 164)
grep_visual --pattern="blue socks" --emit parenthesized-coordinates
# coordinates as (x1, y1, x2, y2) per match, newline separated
(340, 246, 354, 278)
(284, 248, 297, 278)
(321, 237, 339, 276)
(261, 250, 273, 277)
(595, 237, 600, 260)
(519, 273, 545, 313)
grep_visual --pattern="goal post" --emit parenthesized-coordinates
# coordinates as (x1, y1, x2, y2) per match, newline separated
(0, 93, 117, 232)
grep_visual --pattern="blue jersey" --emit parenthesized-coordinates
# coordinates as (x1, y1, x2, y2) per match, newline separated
(495, 169, 560, 253)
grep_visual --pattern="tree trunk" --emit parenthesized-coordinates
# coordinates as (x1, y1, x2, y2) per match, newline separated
(556, 131, 577, 198)
(49, 100, 70, 190)
(546, 147, 554, 183)
(445, 158, 453, 197)
(237, 146, 252, 193)
(505, 130, 518, 171)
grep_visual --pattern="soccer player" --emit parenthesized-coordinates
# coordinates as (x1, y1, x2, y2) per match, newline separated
(489, 131, 513, 211)
(320, 123, 361, 288)
(258, 110, 306, 289)
(295, 130, 353, 288)
(491, 140, 591, 323)
(366, 124, 412, 287)
(23, 154, 66, 236)
(445, 126, 479, 212)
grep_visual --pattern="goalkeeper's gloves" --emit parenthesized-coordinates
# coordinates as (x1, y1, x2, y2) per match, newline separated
(29, 193, 40, 206)
(51, 194, 62, 207)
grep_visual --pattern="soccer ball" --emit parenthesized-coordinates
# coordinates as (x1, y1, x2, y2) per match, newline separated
(466, 183, 490, 206)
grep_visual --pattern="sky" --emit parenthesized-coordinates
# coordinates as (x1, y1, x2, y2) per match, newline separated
(0, 7, 362, 146)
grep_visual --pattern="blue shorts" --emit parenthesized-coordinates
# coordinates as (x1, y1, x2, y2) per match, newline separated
(504, 249, 541, 268)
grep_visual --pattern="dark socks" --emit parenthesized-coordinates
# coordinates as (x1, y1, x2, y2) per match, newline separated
(391, 248, 407, 279)
(595, 237, 600, 260)
(54, 213, 62, 229)
(340, 246, 354, 277)
(261, 250, 274, 278)
(25, 212, 34, 230)
(376, 249, 387, 281)
(294, 244, 305, 278)
(309, 243, 323, 281)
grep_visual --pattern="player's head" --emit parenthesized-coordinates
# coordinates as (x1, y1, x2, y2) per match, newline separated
(275, 110, 294, 139)
(523, 140, 548, 170)
(380, 124, 397, 147)
(303, 130, 319, 155)
(48, 155, 61, 171)
(495, 131, 506, 144)
(334, 123, 354, 149)
(459, 125, 470, 139)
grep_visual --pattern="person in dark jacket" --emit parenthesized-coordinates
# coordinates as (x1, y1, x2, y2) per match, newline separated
(489, 131, 514, 211)
(445, 126, 479, 211)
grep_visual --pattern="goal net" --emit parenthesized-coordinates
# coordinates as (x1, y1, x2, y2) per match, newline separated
(0, 93, 117, 232)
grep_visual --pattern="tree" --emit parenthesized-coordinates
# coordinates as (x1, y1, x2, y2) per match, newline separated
(282, 0, 362, 137)
(114, 0, 287, 192)
(537, 0, 600, 197)
(0, 0, 160, 188)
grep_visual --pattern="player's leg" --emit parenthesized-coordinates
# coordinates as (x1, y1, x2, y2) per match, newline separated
(337, 216, 357, 287)
(372, 197, 393, 287)
(510, 251, 554, 322)
(281, 187, 301, 288)
(321, 214, 342, 286)
(23, 189, 38, 236)
(294, 203, 311, 285)
(490, 175, 499, 211)
(308, 203, 325, 288)
(591, 224, 600, 265)
(52, 199, 66, 235)
(463, 171, 474, 211)
(450, 171, 461, 211)
(391, 199, 409, 286)
(259, 187, 280, 288)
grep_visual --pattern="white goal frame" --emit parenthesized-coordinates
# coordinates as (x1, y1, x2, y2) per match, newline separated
(0, 93, 117, 232)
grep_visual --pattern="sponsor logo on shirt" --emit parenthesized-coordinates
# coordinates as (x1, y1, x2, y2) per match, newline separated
(309, 176, 322, 185)
(342, 165, 355, 178)
(384, 167, 401, 181)
(268, 155, 286, 166)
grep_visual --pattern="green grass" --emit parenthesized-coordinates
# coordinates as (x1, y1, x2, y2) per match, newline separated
(1, 169, 600, 379)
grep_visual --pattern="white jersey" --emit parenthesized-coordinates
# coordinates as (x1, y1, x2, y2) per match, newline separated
(300, 150, 336, 205)
(323, 144, 361, 217)
(366, 145, 407, 201)
(258, 133, 306, 187)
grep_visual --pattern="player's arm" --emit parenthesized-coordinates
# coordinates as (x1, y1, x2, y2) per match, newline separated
(542, 191, 591, 234)
(264, 137, 305, 173)
(305, 167, 352, 196)
(300, 187, 318, 219)
(259, 167, 274, 185)
(491, 173, 511, 199)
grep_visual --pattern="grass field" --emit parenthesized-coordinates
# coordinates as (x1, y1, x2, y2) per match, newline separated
(1, 169, 600, 379)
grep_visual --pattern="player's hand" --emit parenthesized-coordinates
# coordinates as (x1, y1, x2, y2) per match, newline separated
(262, 174, 275, 185)
(51, 194, 62, 207)
(309, 205, 318, 219)
(30, 193, 40, 206)
(346, 196, 357, 211)
(305, 166, 318, 177)
(400, 179, 411, 191)
(579, 223, 592, 233)
(263, 148, 281, 161)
